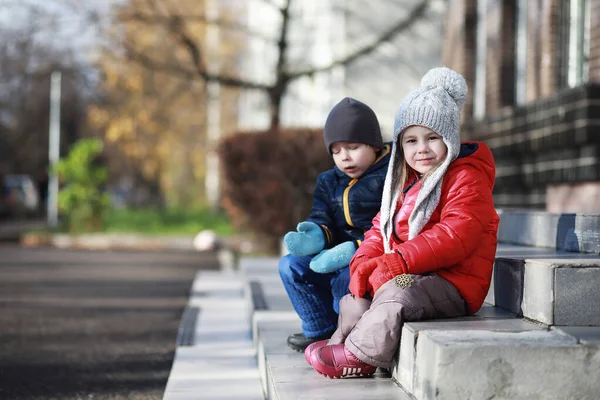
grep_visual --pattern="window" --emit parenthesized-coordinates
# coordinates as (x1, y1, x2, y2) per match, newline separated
(567, 0, 590, 87)
(473, 0, 487, 119)
(515, 0, 528, 104)
(558, 0, 590, 88)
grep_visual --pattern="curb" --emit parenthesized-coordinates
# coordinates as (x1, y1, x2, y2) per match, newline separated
(20, 233, 196, 251)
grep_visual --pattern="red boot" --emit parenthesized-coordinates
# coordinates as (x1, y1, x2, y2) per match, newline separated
(312, 343, 377, 378)
(304, 339, 329, 365)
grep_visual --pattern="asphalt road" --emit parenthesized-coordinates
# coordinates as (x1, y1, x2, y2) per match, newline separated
(0, 244, 219, 400)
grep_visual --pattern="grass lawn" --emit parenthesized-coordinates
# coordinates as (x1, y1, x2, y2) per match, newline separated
(103, 207, 235, 236)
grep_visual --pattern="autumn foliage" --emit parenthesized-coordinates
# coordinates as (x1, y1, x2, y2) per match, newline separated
(218, 128, 333, 248)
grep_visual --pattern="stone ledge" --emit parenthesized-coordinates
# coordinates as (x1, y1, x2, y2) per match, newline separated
(497, 209, 600, 253)
(489, 257, 600, 325)
(239, 248, 600, 399)
(412, 330, 599, 400)
(392, 311, 544, 394)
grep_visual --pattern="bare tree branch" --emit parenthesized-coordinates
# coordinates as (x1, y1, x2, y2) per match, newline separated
(119, 12, 276, 42)
(165, 16, 271, 90)
(112, 0, 433, 129)
(266, 0, 292, 127)
(287, 0, 430, 79)
(258, 0, 283, 10)
(118, 40, 198, 79)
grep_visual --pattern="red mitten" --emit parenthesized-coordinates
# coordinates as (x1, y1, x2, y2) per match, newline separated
(367, 265, 396, 297)
(378, 252, 408, 276)
(349, 258, 378, 298)
(349, 255, 370, 276)
(362, 252, 409, 297)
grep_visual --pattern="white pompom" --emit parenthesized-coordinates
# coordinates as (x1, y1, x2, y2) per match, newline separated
(420, 67, 468, 107)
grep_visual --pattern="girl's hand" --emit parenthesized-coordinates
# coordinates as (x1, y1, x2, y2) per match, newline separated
(349, 253, 408, 297)
(368, 265, 395, 296)
(349, 258, 378, 298)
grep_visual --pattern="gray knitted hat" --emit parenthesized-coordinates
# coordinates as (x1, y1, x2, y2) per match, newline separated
(380, 67, 468, 253)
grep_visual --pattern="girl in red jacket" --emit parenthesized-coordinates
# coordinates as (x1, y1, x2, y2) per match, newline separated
(305, 67, 500, 379)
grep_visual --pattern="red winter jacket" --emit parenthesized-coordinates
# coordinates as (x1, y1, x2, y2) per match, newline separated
(352, 141, 499, 314)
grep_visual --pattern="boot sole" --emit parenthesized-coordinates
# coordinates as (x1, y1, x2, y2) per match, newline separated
(316, 371, 375, 379)
(286, 342, 307, 352)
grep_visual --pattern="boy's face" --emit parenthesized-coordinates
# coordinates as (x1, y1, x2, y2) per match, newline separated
(331, 142, 377, 179)
(401, 125, 447, 175)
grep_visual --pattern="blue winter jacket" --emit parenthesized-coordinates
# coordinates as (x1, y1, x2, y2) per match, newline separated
(306, 143, 391, 249)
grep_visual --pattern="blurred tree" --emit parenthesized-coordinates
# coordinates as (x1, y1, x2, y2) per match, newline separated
(0, 19, 91, 184)
(89, 0, 242, 208)
(114, 0, 432, 129)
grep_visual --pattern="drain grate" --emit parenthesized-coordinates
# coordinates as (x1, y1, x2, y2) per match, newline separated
(249, 280, 269, 311)
(176, 306, 200, 346)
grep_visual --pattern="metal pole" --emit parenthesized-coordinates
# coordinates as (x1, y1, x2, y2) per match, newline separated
(205, 0, 221, 210)
(47, 71, 61, 227)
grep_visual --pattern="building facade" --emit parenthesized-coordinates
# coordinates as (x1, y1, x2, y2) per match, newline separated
(444, 0, 600, 212)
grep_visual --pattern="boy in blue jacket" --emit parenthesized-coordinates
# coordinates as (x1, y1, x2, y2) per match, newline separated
(279, 97, 391, 351)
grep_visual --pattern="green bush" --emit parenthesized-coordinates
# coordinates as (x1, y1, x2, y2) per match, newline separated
(55, 138, 110, 233)
(104, 207, 233, 235)
(218, 128, 333, 250)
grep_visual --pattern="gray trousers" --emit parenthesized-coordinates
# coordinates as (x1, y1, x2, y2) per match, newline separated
(329, 273, 467, 368)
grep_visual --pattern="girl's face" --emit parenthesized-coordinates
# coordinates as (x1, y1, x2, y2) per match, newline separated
(331, 142, 377, 179)
(401, 125, 447, 174)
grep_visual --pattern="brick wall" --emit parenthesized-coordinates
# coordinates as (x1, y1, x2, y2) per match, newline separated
(464, 84, 600, 209)
(445, 0, 600, 210)
(589, 0, 600, 82)
(526, 0, 559, 101)
(443, 0, 476, 121)
(485, 1, 502, 113)
(485, 1, 516, 113)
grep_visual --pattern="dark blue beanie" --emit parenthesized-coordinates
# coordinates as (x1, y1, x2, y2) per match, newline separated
(323, 97, 383, 154)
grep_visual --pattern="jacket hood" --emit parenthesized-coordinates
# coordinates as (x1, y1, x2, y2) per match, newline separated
(453, 141, 496, 190)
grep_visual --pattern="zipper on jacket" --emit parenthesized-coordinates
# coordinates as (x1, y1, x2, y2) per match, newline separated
(343, 178, 358, 227)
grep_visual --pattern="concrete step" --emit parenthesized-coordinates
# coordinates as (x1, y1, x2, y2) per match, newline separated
(240, 257, 294, 314)
(486, 253, 600, 325)
(256, 317, 412, 400)
(239, 242, 600, 400)
(497, 209, 600, 253)
(163, 270, 263, 400)
(240, 257, 412, 399)
(394, 307, 600, 399)
(406, 327, 600, 400)
(392, 304, 543, 394)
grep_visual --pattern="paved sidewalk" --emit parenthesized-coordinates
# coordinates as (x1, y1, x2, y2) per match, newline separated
(163, 270, 263, 400)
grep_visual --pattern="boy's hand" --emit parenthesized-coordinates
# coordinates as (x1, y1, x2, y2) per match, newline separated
(284, 221, 325, 256)
(309, 241, 356, 274)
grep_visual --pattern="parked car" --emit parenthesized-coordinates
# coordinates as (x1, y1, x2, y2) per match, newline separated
(1, 175, 40, 218)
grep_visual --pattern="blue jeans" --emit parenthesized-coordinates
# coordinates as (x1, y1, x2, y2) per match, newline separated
(278, 254, 350, 338)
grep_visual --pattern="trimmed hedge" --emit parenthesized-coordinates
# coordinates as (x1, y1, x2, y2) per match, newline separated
(218, 128, 333, 251)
